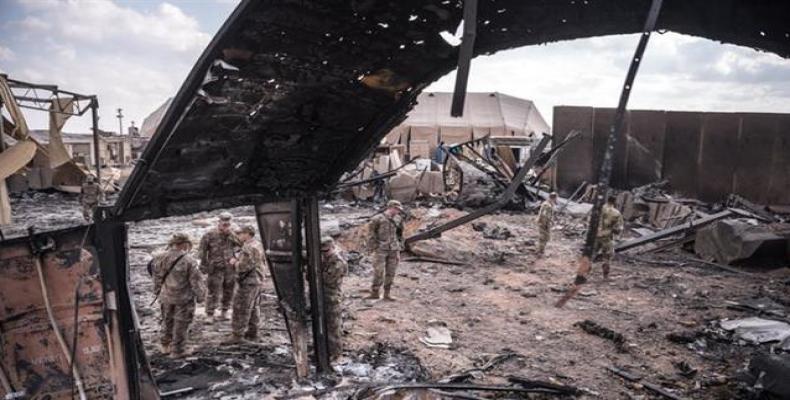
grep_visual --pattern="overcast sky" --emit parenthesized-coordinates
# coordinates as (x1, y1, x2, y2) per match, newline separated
(1, 0, 789, 133)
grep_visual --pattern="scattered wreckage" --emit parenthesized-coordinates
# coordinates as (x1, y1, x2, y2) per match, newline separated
(2, 0, 790, 399)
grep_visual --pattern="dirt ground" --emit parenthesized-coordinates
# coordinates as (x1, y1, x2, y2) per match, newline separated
(7, 192, 790, 399)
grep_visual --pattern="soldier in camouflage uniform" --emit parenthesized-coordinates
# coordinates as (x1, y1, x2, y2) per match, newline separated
(536, 192, 558, 257)
(368, 200, 405, 301)
(79, 175, 102, 222)
(228, 225, 265, 343)
(198, 212, 240, 322)
(321, 237, 348, 360)
(154, 233, 206, 357)
(594, 195, 624, 279)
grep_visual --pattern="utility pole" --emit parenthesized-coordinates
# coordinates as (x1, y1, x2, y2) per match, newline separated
(116, 108, 124, 136)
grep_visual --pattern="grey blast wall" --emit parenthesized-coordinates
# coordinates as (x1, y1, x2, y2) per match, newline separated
(553, 106, 790, 205)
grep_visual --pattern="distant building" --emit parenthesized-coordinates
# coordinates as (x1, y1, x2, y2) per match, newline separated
(383, 91, 550, 160)
(29, 130, 133, 168)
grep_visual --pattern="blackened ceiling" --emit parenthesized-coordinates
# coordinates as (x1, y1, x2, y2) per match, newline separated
(115, 0, 790, 221)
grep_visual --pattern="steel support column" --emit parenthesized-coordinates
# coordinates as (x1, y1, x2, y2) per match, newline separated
(303, 197, 330, 372)
(450, 0, 478, 117)
(90, 97, 102, 182)
(254, 202, 310, 378)
(92, 211, 140, 399)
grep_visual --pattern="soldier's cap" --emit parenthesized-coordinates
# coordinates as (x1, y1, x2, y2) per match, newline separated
(549, 192, 558, 198)
(169, 233, 193, 246)
(320, 236, 334, 247)
(218, 211, 233, 222)
(386, 200, 404, 210)
(235, 225, 256, 236)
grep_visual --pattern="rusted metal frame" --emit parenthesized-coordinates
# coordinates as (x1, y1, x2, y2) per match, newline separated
(335, 170, 398, 189)
(303, 197, 330, 373)
(6, 78, 94, 101)
(27, 228, 89, 400)
(114, 0, 256, 217)
(406, 135, 550, 245)
(450, 0, 478, 117)
(463, 141, 505, 175)
(577, 0, 664, 267)
(91, 97, 102, 181)
(614, 209, 732, 252)
(453, 150, 509, 188)
(93, 212, 142, 399)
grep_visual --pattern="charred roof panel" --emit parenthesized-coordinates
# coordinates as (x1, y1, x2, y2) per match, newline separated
(115, 0, 790, 221)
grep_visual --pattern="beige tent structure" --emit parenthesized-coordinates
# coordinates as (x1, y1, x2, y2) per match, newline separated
(384, 92, 550, 158)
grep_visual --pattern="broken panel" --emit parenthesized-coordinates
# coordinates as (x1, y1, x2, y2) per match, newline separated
(697, 113, 740, 203)
(662, 111, 702, 198)
(553, 106, 594, 196)
(626, 110, 666, 188)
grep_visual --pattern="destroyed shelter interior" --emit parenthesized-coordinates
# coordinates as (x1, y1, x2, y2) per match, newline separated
(1, 0, 790, 399)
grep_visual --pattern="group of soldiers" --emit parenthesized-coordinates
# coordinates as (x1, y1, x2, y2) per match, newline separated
(536, 191, 624, 279)
(149, 212, 349, 359)
(143, 188, 616, 359)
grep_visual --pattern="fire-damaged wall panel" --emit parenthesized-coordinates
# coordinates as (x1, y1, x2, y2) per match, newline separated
(768, 115, 790, 205)
(662, 111, 703, 198)
(735, 114, 779, 204)
(697, 113, 740, 203)
(555, 108, 790, 205)
(626, 110, 666, 188)
(0, 227, 114, 399)
(553, 106, 594, 196)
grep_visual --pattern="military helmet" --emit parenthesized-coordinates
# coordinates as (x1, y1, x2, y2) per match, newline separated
(386, 199, 404, 211)
(235, 225, 256, 237)
(218, 211, 233, 221)
(549, 191, 558, 198)
(169, 233, 193, 246)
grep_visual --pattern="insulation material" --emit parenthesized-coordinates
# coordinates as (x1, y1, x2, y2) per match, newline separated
(417, 171, 444, 195)
(390, 149, 403, 169)
(0, 76, 29, 139)
(388, 172, 418, 202)
(440, 126, 472, 145)
(48, 97, 75, 168)
(374, 155, 390, 173)
(0, 140, 36, 181)
(409, 139, 431, 160)
(0, 181, 9, 225)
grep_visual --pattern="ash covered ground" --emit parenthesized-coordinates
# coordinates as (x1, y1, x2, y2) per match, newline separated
(7, 193, 790, 399)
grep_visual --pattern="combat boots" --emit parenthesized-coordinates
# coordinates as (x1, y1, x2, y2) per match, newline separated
(602, 263, 611, 280)
(383, 287, 397, 301)
(366, 288, 380, 300)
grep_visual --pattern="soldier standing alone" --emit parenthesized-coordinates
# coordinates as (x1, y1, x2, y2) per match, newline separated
(154, 233, 206, 357)
(228, 225, 265, 343)
(320, 237, 348, 360)
(198, 212, 240, 322)
(594, 195, 624, 279)
(536, 192, 558, 257)
(368, 200, 405, 301)
(79, 175, 102, 222)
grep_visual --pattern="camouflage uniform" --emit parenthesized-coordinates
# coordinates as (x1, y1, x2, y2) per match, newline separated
(79, 179, 101, 222)
(321, 246, 348, 359)
(369, 212, 404, 296)
(154, 248, 206, 355)
(198, 229, 240, 316)
(231, 238, 265, 339)
(536, 199, 555, 255)
(594, 204, 624, 276)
